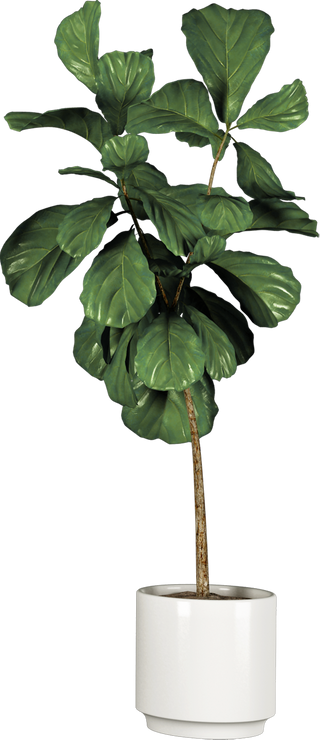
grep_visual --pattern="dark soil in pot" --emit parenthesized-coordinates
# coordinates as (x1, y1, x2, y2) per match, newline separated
(163, 591, 249, 600)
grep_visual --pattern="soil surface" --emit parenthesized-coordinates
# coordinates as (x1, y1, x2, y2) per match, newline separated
(163, 590, 249, 600)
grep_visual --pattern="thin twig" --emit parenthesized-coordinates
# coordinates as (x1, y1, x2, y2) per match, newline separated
(207, 127, 230, 194)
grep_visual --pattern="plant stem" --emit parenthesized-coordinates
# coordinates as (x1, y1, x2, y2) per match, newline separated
(120, 179, 169, 308)
(207, 127, 230, 194)
(184, 387, 210, 598)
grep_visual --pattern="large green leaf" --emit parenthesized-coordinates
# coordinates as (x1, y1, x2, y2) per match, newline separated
(209, 250, 301, 327)
(80, 230, 157, 327)
(247, 199, 319, 237)
(101, 134, 149, 179)
(5, 108, 113, 152)
(188, 286, 254, 366)
(181, 4, 274, 124)
(136, 188, 205, 256)
(122, 372, 218, 444)
(184, 305, 237, 380)
(175, 128, 230, 160)
(135, 312, 205, 391)
(189, 234, 226, 266)
(118, 162, 168, 220)
(237, 80, 309, 132)
(57, 196, 116, 258)
(0, 205, 83, 306)
(141, 234, 185, 277)
(74, 316, 107, 379)
(126, 79, 219, 142)
(198, 187, 253, 234)
(234, 142, 303, 201)
(96, 51, 155, 135)
(54, 0, 101, 93)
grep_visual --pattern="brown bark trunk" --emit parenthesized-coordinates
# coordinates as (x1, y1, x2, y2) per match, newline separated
(184, 387, 210, 598)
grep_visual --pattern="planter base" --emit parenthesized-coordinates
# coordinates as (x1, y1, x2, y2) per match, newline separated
(145, 716, 266, 739)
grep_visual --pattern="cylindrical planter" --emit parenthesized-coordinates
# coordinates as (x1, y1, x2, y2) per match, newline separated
(136, 584, 276, 739)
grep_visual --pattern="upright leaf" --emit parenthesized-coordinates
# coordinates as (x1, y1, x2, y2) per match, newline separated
(96, 51, 155, 135)
(247, 199, 319, 237)
(54, 0, 101, 93)
(184, 305, 237, 380)
(74, 316, 107, 379)
(136, 188, 205, 256)
(182, 4, 274, 123)
(101, 134, 149, 179)
(234, 142, 303, 201)
(198, 188, 253, 234)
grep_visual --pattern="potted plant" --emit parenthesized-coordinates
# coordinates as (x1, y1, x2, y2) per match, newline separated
(0, 1, 318, 739)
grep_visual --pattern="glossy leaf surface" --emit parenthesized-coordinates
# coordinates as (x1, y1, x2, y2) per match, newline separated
(59, 165, 117, 188)
(118, 162, 168, 220)
(175, 128, 230, 160)
(74, 316, 107, 379)
(182, 4, 274, 123)
(126, 79, 219, 141)
(57, 196, 116, 258)
(80, 230, 157, 326)
(141, 234, 184, 277)
(237, 80, 308, 131)
(136, 188, 205, 256)
(247, 199, 319, 237)
(104, 324, 137, 407)
(54, 1, 100, 92)
(5, 108, 112, 152)
(122, 372, 218, 444)
(135, 313, 205, 391)
(96, 51, 154, 135)
(199, 188, 253, 234)
(184, 305, 237, 380)
(190, 234, 226, 264)
(210, 250, 301, 327)
(234, 142, 303, 201)
(101, 134, 149, 179)
(0, 206, 82, 306)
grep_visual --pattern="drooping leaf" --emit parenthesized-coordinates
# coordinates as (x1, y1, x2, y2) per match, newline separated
(104, 323, 137, 407)
(136, 188, 205, 256)
(57, 196, 116, 258)
(54, 0, 101, 93)
(188, 286, 254, 365)
(5, 108, 113, 152)
(198, 187, 253, 234)
(141, 234, 184, 277)
(80, 230, 157, 327)
(101, 134, 149, 179)
(0, 205, 83, 306)
(181, 4, 274, 123)
(135, 312, 205, 391)
(58, 165, 117, 189)
(71, 316, 107, 382)
(184, 305, 237, 380)
(246, 199, 319, 237)
(122, 372, 218, 444)
(100, 325, 123, 362)
(234, 142, 303, 201)
(237, 80, 309, 132)
(126, 79, 219, 142)
(117, 161, 168, 220)
(96, 51, 155, 135)
(175, 128, 230, 160)
(209, 250, 301, 327)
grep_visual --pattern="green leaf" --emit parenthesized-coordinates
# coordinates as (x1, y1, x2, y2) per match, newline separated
(175, 128, 230, 160)
(198, 187, 253, 234)
(136, 188, 205, 256)
(58, 165, 117, 189)
(96, 51, 155, 135)
(126, 79, 219, 142)
(0, 206, 83, 306)
(190, 234, 226, 264)
(117, 161, 168, 221)
(234, 142, 303, 201)
(247, 199, 319, 237)
(122, 372, 218, 444)
(141, 234, 185, 277)
(74, 316, 107, 379)
(5, 108, 113, 152)
(80, 229, 157, 327)
(184, 305, 237, 381)
(182, 4, 274, 124)
(237, 80, 309, 132)
(188, 286, 254, 366)
(135, 312, 205, 391)
(57, 196, 116, 259)
(100, 325, 123, 362)
(101, 134, 149, 179)
(104, 323, 137, 407)
(54, 0, 101, 93)
(141, 49, 153, 59)
(209, 250, 301, 327)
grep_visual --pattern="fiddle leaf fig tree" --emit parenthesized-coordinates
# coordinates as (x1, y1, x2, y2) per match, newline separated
(1, 0, 318, 598)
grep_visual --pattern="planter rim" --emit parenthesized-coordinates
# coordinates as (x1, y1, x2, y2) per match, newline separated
(133, 581, 279, 604)
(137, 583, 275, 600)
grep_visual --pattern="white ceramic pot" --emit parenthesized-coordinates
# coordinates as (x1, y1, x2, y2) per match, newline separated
(136, 584, 276, 739)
